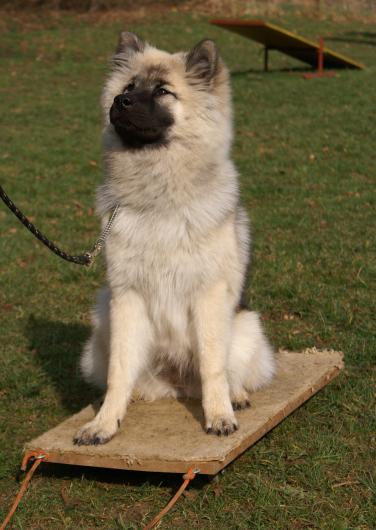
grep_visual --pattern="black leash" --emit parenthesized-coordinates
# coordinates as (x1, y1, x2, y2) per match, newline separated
(0, 185, 119, 267)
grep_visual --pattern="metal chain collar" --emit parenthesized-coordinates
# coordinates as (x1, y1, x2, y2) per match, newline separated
(84, 204, 120, 265)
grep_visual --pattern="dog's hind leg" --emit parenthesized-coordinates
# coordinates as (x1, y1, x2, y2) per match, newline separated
(80, 288, 111, 391)
(228, 310, 275, 410)
(74, 288, 154, 445)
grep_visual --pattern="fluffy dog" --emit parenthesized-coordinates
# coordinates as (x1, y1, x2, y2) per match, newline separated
(74, 32, 275, 445)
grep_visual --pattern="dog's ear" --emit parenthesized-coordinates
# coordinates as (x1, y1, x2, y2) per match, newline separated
(185, 39, 219, 86)
(116, 31, 145, 55)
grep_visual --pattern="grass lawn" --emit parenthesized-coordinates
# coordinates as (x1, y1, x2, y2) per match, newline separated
(0, 7, 375, 529)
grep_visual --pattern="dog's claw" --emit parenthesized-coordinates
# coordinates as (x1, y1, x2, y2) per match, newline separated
(206, 417, 238, 436)
(73, 432, 113, 446)
(73, 421, 116, 446)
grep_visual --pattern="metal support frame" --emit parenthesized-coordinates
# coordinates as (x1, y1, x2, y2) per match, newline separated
(264, 46, 269, 72)
(303, 37, 336, 79)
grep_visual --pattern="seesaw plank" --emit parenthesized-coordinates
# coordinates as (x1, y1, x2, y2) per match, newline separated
(24, 350, 344, 475)
(211, 19, 364, 70)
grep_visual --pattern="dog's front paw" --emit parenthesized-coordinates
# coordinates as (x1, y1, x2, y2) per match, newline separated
(73, 418, 118, 446)
(205, 414, 238, 436)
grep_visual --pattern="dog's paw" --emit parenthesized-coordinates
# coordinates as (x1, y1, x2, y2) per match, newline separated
(205, 415, 238, 436)
(231, 398, 251, 410)
(231, 390, 252, 410)
(73, 419, 118, 446)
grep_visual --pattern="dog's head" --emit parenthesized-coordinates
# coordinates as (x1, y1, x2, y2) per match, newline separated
(102, 32, 231, 151)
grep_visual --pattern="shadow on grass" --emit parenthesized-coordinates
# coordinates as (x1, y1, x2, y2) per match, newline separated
(32, 462, 213, 491)
(325, 36, 376, 47)
(25, 316, 206, 428)
(230, 65, 312, 76)
(324, 30, 376, 47)
(26, 316, 100, 414)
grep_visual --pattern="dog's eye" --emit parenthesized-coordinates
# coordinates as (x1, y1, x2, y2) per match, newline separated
(154, 87, 169, 97)
(124, 83, 135, 92)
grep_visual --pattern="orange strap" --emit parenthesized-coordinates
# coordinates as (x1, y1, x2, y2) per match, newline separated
(1, 455, 197, 530)
(143, 467, 198, 530)
(20, 450, 47, 471)
(0, 453, 47, 530)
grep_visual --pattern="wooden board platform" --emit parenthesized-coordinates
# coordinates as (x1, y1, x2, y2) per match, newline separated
(24, 350, 344, 475)
(211, 19, 364, 70)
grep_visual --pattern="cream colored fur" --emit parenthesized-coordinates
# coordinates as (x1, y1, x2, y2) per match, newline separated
(74, 35, 275, 444)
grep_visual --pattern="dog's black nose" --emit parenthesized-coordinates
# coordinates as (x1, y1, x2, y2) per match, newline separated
(115, 94, 133, 109)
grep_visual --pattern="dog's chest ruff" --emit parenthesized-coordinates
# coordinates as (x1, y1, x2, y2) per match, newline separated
(104, 205, 234, 354)
(105, 209, 195, 353)
(106, 206, 227, 289)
